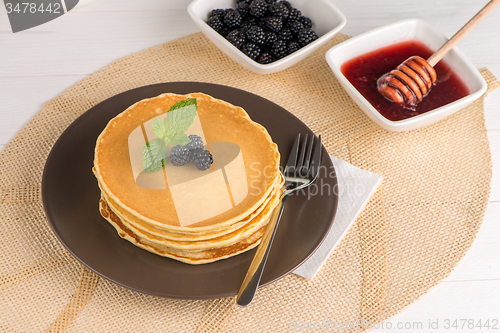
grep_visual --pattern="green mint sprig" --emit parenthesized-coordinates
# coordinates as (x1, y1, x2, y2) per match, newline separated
(142, 98, 197, 173)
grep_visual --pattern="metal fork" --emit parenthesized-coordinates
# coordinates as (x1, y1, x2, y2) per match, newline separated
(236, 133, 322, 306)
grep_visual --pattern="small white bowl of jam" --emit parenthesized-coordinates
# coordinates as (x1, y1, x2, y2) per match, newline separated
(325, 19, 487, 132)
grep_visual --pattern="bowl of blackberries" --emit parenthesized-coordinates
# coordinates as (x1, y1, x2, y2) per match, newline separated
(188, 0, 346, 74)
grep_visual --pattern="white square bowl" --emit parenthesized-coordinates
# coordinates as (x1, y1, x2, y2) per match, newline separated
(188, 0, 346, 75)
(325, 19, 487, 132)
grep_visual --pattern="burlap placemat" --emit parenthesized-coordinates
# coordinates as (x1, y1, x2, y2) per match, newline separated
(1, 32, 498, 332)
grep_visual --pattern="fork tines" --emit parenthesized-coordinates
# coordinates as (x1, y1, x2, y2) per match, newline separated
(286, 133, 322, 178)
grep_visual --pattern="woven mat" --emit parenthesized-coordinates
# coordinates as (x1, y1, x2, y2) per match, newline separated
(1, 32, 498, 332)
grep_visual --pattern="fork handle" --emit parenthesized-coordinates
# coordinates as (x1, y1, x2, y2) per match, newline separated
(236, 195, 288, 306)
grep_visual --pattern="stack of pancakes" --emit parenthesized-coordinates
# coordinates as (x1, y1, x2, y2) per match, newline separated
(93, 92, 283, 264)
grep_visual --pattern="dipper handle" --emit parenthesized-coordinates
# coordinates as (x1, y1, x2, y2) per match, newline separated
(427, 0, 500, 66)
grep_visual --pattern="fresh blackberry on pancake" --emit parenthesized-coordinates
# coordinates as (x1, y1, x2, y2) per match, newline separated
(192, 149, 214, 171)
(170, 145, 191, 166)
(186, 134, 205, 150)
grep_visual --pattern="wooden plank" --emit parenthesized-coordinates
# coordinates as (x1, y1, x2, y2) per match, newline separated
(0, 0, 499, 325)
(0, 75, 86, 145)
(444, 202, 500, 281)
(376, 280, 500, 332)
(0, 11, 199, 77)
(482, 64, 500, 131)
(74, 0, 192, 12)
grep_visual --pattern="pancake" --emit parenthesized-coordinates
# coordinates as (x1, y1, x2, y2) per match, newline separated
(99, 198, 267, 265)
(94, 92, 280, 231)
(102, 183, 280, 251)
(100, 173, 284, 242)
(93, 92, 282, 264)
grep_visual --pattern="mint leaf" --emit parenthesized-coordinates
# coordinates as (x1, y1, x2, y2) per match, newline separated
(169, 98, 197, 111)
(169, 133, 190, 146)
(165, 98, 198, 135)
(152, 118, 166, 139)
(142, 138, 168, 173)
(141, 98, 198, 173)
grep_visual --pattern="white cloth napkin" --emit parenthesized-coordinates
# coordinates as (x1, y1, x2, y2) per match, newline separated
(293, 155, 383, 279)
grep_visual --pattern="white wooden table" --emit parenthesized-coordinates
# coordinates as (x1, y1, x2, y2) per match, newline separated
(1, 0, 499, 331)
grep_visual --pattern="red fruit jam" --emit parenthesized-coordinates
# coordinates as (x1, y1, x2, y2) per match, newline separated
(341, 40, 470, 121)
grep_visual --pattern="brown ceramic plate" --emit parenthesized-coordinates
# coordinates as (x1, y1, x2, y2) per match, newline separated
(42, 82, 338, 299)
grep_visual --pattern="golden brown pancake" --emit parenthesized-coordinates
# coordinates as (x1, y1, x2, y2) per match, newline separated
(99, 198, 266, 265)
(102, 185, 279, 251)
(94, 92, 280, 231)
(100, 173, 283, 242)
(93, 92, 282, 264)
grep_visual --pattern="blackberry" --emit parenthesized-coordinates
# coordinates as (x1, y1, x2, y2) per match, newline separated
(226, 29, 246, 48)
(297, 28, 318, 46)
(207, 15, 224, 33)
(277, 0, 292, 9)
(219, 26, 230, 38)
(185, 134, 204, 150)
(170, 145, 191, 166)
(236, 1, 250, 18)
(277, 27, 293, 41)
(257, 50, 274, 64)
(271, 39, 288, 59)
(260, 16, 283, 33)
(224, 9, 242, 29)
(207, 1, 316, 65)
(268, 2, 289, 20)
(240, 16, 257, 32)
(249, 0, 268, 18)
(264, 31, 277, 46)
(241, 42, 261, 60)
(299, 16, 312, 29)
(192, 149, 213, 171)
(246, 25, 266, 44)
(287, 41, 300, 54)
(209, 8, 226, 19)
(287, 7, 301, 22)
(287, 20, 304, 34)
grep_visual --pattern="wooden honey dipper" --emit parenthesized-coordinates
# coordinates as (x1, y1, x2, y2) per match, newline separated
(377, 0, 500, 107)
